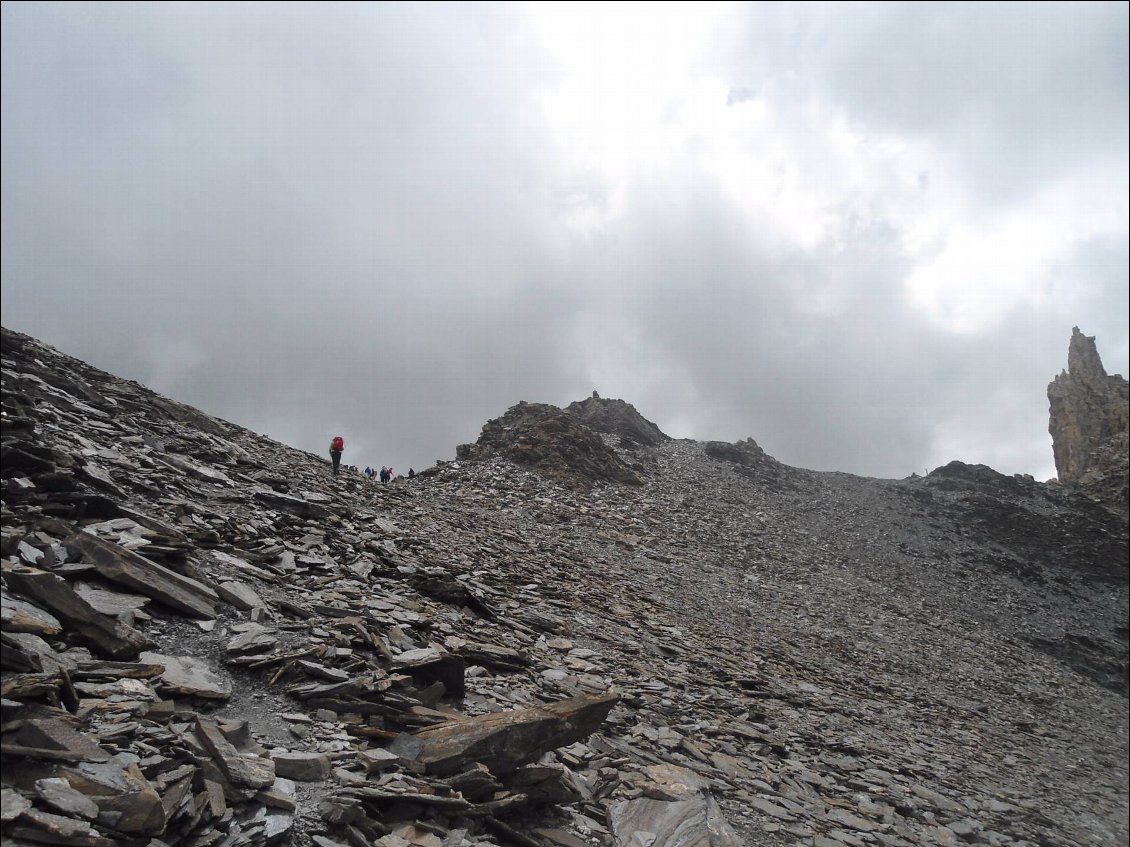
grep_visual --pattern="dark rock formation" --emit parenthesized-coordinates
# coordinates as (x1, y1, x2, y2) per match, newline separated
(456, 401, 643, 487)
(564, 395, 670, 447)
(3, 324, 1128, 847)
(703, 438, 792, 488)
(906, 461, 1128, 692)
(1048, 327, 1129, 512)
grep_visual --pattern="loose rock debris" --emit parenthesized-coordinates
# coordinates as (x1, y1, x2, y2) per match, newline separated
(2, 325, 1128, 847)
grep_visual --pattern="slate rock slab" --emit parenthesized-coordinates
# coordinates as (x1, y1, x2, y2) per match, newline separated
(389, 691, 618, 776)
(608, 794, 743, 847)
(139, 651, 232, 699)
(66, 531, 218, 619)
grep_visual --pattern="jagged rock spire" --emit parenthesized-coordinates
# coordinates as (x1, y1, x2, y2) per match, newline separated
(1067, 326, 1108, 380)
(1048, 327, 1129, 511)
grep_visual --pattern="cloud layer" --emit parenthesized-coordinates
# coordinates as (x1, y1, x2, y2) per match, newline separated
(3, 2, 1127, 481)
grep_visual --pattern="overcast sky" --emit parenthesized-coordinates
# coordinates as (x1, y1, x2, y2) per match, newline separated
(3, 2, 1127, 481)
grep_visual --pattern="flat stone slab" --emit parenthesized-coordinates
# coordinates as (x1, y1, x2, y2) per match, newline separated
(1, 786, 32, 821)
(35, 777, 101, 820)
(608, 794, 742, 847)
(226, 623, 278, 653)
(7, 717, 112, 763)
(389, 691, 618, 776)
(269, 751, 331, 781)
(608, 764, 743, 847)
(1, 590, 62, 635)
(140, 651, 232, 699)
(217, 580, 266, 610)
(73, 582, 151, 617)
(66, 531, 218, 619)
(4, 566, 151, 660)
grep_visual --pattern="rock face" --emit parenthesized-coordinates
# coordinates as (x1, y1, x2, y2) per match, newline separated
(563, 395, 670, 447)
(457, 401, 644, 487)
(2, 324, 1129, 847)
(703, 438, 792, 488)
(1048, 327, 1129, 511)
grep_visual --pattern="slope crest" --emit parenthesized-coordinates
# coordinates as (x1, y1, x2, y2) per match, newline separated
(455, 400, 644, 487)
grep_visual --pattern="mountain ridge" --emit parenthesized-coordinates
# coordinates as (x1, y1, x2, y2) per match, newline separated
(2, 325, 1128, 847)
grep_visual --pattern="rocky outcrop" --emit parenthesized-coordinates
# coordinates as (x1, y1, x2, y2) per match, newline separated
(2, 325, 1129, 847)
(1048, 327, 1129, 512)
(703, 438, 792, 488)
(456, 401, 644, 487)
(564, 394, 670, 447)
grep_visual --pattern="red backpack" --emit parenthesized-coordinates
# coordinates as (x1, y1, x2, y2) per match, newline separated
(331, 436, 344, 451)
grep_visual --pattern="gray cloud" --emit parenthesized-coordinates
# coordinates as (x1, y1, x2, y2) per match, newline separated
(3, 2, 1126, 482)
(716, 2, 1129, 204)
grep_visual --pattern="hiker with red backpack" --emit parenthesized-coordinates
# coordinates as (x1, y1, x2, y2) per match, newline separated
(329, 435, 345, 475)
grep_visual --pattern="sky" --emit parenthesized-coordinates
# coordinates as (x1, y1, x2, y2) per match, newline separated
(2, 2, 1127, 482)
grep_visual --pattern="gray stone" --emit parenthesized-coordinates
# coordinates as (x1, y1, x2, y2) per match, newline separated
(35, 777, 101, 821)
(269, 751, 331, 781)
(140, 651, 232, 699)
(226, 622, 278, 653)
(195, 718, 276, 789)
(1, 786, 32, 822)
(217, 580, 266, 610)
(389, 692, 618, 776)
(59, 756, 165, 834)
(608, 794, 742, 847)
(65, 532, 218, 619)
(1, 590, 63, 635)
(73, 582, 151, 618)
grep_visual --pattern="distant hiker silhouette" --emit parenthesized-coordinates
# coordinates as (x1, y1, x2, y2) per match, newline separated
(329, 435, 345, 475)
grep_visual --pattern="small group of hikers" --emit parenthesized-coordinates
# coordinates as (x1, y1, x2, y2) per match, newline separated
(328, 435, 414, 482)
(365, 465, 395, 483)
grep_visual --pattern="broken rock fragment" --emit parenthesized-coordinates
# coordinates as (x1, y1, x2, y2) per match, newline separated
(1, 785, 32, 821)
(217, 579, 267, 610)
(59, 754, 166, 834)
(139, 651, 231, 699)
(607, 765, 742, 847)
(3, 566, 151, 660)
(196, 717, 277, 789)
(65, 531, 218, 619)
(1, 590, 63, 636)
(389, 691, 619, 776)
(35, 777, 101, 820)
(5, 717, 111, 763)
(269, 750, 331, 781)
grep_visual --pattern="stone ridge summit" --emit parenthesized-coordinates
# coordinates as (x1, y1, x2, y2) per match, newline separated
(455, 399, 653, 488)
(1, 325, 1128, 847)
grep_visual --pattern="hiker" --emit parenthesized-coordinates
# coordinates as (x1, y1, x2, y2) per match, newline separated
(329, 435, 345, 475)
(408, 468, 415, 479)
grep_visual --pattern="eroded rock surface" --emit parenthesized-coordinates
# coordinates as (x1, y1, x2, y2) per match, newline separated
(2, 325, 1128, 847)
(456, 401, 644, 488)
(564, 395, 670, 448)
(1048, 326, 1129, 513)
